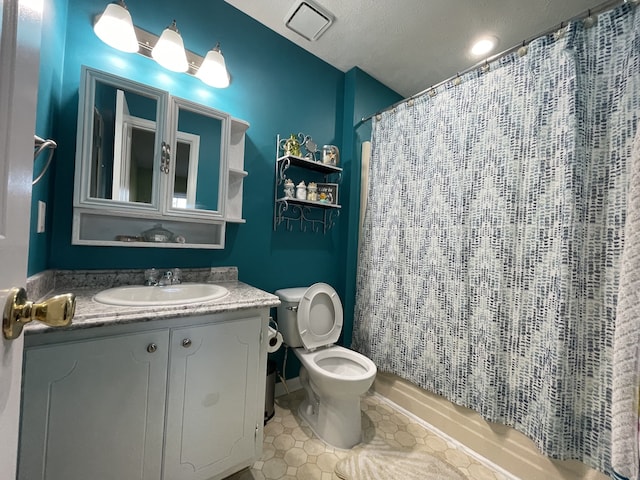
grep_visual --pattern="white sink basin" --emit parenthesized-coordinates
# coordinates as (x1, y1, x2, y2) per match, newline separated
(93, 283, 229, 306)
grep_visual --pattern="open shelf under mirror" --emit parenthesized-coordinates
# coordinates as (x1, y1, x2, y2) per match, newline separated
(73, 209, 226, 249)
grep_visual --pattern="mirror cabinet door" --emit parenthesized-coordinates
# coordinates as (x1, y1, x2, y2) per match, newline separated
(78, 68, 167, 208)
(169, 98, 229, 216)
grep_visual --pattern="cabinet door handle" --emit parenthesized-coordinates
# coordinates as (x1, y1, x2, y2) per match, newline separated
(160, 142, 166, 173)
(165, 145, 171, 174)
(182, 338, 192, 348)
(160, 142, 170, 174)
(147, 343, 158, 353)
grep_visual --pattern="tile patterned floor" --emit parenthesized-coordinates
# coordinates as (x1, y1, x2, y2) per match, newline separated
(227, 389, 512, 480)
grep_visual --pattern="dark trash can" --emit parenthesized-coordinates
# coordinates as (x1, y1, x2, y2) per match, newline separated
(265, 360, 276, 424)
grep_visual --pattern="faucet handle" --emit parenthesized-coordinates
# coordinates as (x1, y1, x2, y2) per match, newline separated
(144, 268, 158, 286)
(171, 268, 182, 284)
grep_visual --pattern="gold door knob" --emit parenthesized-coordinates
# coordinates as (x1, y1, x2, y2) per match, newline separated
(3, 287, 76, 340)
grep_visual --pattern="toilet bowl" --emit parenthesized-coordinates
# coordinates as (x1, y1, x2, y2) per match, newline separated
(275, 284, 377, 449)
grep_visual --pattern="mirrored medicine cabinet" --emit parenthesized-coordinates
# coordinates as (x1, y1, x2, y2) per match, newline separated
(73, 67, 249, 249)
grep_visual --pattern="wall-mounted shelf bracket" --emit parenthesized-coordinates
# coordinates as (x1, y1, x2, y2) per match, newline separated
(273, 134, 342, 234)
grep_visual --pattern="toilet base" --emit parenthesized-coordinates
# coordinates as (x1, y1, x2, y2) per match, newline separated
(298, 370, 364, 449)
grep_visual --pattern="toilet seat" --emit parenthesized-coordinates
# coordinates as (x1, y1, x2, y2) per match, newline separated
(297, 283, 343, 351)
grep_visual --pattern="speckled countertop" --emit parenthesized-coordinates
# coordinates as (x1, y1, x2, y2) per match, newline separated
(25, 267, 280, 335)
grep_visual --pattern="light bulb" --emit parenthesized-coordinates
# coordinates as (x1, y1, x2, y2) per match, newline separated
(94, 1, 138, 53)
(196, 44, 230, 88)
(470, 36, 498, 57)
(151, 20, 188, 73)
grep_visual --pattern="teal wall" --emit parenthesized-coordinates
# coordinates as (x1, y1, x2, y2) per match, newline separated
(28, 0, 400, 377)
(28, 0, 68, 274)
(339, 68, 402, 348)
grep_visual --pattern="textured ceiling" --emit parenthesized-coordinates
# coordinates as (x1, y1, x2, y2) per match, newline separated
(224, 0, 605, 97)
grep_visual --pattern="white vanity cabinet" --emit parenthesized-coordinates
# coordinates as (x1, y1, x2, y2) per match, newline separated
(19, 311, 267, 480)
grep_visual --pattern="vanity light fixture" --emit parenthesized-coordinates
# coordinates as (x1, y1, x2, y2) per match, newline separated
(195, 43, 230, 88)
(151, 20, 189, 73)
(93, 6, 231, 87)
(93, 0, 138, 53)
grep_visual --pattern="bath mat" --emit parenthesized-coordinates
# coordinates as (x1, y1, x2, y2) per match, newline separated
(335, 440, 468, 480)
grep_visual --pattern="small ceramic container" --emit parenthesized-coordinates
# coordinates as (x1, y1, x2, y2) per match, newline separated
(307, 182, 318, 201)
(296, 181, 307, 200)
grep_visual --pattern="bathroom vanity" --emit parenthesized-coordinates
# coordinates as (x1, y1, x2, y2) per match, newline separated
(18, 268, 280, 480)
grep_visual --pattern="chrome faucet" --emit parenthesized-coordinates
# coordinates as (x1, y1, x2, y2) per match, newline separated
(158, 270, 173, 286)
(144, 268, 181, 286)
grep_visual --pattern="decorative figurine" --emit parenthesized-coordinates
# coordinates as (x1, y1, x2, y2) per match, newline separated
(283, 134, 301, 157)
(304, 137, 318, 161)
(283, 179, 295, 198)
(318, 192, 333, 203)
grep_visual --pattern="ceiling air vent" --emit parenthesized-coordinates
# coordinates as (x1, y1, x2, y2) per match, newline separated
(284, 1, 334, 41)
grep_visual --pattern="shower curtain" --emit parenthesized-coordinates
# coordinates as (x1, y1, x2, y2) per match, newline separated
(353, 4, 640, 473)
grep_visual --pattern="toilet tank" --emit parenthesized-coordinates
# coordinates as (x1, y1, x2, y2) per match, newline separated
(274, 287, 308, 348)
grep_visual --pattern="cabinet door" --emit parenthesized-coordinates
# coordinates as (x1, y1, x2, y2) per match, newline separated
(19, 330, 169, 480)
(164, 317, 261, 480)
(75, 67, 167, 210)
(165, 97, 230, 220)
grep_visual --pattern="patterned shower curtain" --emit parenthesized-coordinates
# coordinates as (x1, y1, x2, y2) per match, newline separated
(353, 4, 640, 473)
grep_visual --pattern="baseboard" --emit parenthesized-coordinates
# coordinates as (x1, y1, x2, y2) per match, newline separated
(373, 391, 519, 480)
(373, 372, 608, 480)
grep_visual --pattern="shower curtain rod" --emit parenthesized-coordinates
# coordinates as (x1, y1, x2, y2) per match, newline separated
(360, 0, 635, 124)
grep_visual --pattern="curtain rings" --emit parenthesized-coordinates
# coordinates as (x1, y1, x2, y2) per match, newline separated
(518, 41, 528, 57)
(584, 10, 598, 28)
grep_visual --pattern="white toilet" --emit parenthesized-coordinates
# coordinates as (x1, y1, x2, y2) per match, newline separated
(275, 283, 377, 449)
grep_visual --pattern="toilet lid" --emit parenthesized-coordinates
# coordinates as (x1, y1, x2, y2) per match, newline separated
(297, 283, 343, 350)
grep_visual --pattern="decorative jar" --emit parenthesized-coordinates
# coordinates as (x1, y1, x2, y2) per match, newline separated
(141, 223, 174, 243)
(307, 182, 318, 201)
(296, 181, 307, 200)
(322, 145, 339, 166)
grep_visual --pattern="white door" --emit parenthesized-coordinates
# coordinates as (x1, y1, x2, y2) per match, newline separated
(0, 0, 42, 477)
